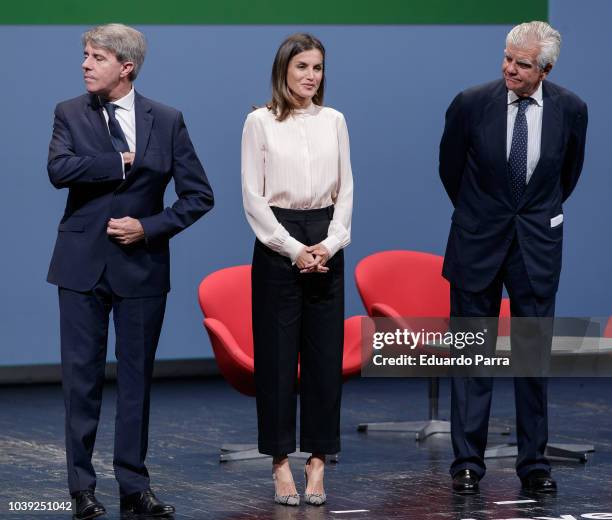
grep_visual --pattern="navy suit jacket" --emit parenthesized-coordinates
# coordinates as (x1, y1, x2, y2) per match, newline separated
(47, 92, 214, 297)
(440, 79, 587, 298)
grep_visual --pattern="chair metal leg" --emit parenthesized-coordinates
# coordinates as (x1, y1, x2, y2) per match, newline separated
(219, 444, 339, 463)
(484, 444, 519, 459)
(357, 378, 511, 440)
(546, 443, 593, 462)
(415, 419, 451, 440)
(220, 446, 267, 462)
(357, 420, 428, 432)
(484, 442, 594, 462)
(489, 425, 512, 435)
(220, 443, 258, 452)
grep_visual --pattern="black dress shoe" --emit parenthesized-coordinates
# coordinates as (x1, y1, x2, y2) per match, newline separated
(120, 489, 175, 517)
(452, 469, 480, 494)
(72, 490, 106, 520)
(520, 470, 557, 493)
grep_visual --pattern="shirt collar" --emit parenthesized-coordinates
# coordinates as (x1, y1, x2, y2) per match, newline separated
(100, 87, 135, 111)
(293, 101, 319, 116)
(507, 81, 543, 107)
(114, 87, 135, 111)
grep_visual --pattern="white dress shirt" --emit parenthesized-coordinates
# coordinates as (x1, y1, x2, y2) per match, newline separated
(101, 87, 136, 178)
(506, 82, 543, 184)
(241, 103, 354, 263)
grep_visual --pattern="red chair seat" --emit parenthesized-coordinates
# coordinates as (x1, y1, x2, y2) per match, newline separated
(198, 265, 364, 396)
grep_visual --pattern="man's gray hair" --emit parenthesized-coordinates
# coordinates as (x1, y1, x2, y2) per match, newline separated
(506, 21, 561, 70)
(82, 23, 146, 81)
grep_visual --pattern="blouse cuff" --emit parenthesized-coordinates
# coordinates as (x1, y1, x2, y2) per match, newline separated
(320, 235, 341, 259)
(284, 236, 305, 265)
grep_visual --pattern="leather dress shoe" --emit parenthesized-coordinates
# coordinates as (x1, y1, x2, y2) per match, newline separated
(452, 469, 480, 494)
(520, 470, 557, 493)
(72, 490, 106, 520)
(120, 489, 175, 517)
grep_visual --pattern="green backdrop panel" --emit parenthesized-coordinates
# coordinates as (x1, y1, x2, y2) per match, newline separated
(1, 0, 547, 25)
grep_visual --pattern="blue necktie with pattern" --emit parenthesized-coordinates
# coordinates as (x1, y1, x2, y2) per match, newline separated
(508, 97, 532, 204)
(103, 102, 130, 153)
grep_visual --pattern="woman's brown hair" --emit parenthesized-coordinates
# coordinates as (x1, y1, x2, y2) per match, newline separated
(268, 33, 325, 121)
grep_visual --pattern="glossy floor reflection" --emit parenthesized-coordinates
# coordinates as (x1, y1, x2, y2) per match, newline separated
(1, 377, 612, 519)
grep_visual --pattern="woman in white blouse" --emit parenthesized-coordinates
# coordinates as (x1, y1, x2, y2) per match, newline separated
(241, 33, 353, 506)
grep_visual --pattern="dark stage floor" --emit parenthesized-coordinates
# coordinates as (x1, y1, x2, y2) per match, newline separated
(1, 376, 612, 519)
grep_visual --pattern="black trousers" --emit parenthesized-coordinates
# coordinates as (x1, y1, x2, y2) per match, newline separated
(252, 206, 344, 456)
(450, 237, 555, 479)
(58, 268, 166, 496)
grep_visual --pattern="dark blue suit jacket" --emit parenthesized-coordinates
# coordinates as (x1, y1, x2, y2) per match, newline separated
(440, 79, 587, 298)
(47, 92, 214, 297)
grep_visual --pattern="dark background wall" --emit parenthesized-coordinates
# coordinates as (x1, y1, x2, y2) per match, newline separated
(0, 0, 609, 366)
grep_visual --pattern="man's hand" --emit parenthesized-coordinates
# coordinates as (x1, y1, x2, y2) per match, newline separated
(299, 243, 330, 274)
(122, 152, 135, 166)
(107, 217, 145, 245)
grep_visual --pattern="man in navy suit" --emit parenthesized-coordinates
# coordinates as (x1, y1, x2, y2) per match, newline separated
(47, 24, 213, 519)
(439, 21, 587, 494)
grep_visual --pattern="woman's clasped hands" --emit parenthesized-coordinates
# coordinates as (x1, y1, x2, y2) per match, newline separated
(296, 243, 330, 273)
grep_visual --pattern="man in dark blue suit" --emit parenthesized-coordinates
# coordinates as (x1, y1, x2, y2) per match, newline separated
(47, 24, 213, 519)
(439, 21, 587, 494)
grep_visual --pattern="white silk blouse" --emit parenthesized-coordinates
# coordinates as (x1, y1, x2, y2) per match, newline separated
(241, 103, 354, 262)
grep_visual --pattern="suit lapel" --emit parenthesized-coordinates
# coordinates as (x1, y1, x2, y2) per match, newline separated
(483, 82, 511, 194)
(115, 92, 153, 192)
(85, 95, 114, 152)
(132, 91, 154, 172)
(519, 81, 562, 207)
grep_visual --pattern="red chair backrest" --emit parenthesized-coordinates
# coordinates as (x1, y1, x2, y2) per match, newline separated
(198, 265, 254, 359)
(198, 264, 362, 392)
(604, 317, 612, 338)
(498, 298, 511, 336)
(355, 250, 450, 317)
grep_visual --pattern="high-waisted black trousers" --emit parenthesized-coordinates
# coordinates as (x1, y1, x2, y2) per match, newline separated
(252, 206, 344, 456)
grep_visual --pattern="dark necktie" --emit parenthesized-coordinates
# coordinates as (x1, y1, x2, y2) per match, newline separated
(103, 102, 130, 153)
(508, 97, 532, 204)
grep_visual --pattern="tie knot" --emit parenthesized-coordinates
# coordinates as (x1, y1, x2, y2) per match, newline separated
(103, 102, 119, 117)
(517, 97, 532, 113)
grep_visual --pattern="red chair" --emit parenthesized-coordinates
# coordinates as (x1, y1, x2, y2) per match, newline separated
(354, 250, 510, 440)
(198, 265, 364, 461)
(604, 317, 612, 338)
(499, 298, 511, 336)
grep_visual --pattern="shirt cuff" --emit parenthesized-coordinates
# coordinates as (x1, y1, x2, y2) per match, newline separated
(285, 236, 305, 265)
(119, 152, 125, 179)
